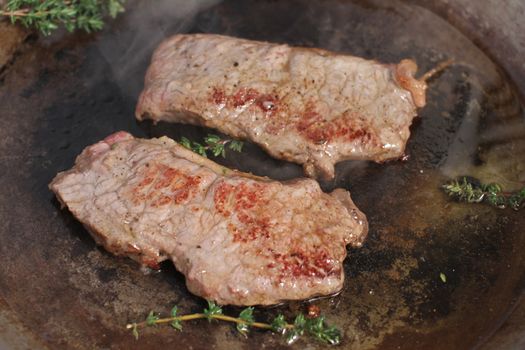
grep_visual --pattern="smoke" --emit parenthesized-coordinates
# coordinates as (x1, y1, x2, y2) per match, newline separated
(91, 0, 220, 99)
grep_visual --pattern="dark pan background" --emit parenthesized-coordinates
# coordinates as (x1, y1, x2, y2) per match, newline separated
(0, 0, 524, 349)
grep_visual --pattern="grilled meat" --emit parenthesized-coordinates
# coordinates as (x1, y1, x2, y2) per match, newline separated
(136, 34, 427, 179)
(49, 132, 368, 305)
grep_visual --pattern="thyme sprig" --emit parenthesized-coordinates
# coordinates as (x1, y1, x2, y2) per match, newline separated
(126, 300, 341, 345)
(442, 176, 525, 210)
(180, 134, 244, 158)
(0, 0, 125, 36)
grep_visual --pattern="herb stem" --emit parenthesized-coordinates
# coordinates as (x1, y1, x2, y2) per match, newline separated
(442, 176, 525, 210)
(126, 313, 290, 330)
(127, 301, 340, 345)
(0, 9, 34, 17)
(1, 0, 126, 36)
(420, 58, 454, 82)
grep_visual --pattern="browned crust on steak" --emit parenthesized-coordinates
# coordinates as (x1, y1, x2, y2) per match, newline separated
(136, 34, 427, 179)
(49, 131, 369, 305)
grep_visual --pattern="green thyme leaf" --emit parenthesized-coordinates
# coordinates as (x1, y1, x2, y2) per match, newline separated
(293, 313, 307, 329)
(236, 307, 255, 335)
(107, 0, 125, 18)
(131, 323, 139, 340)
(271, 314, 287, 333)
(178, 134, 243, 158)
(238, 307, 254, 324)
(285, 328, 302, 345)
(170, 306, 179, 317)
(482, 183, 502, 194)
(303, 316, 341, 345)
(228, 140, 244, 153)
(203, 300, 223, 321)
(440, 272, 447, 283)
(204, 134, 226, 157)
(486, 193, 506, 208)
(453, 177, 483, 202)
(285, 314, 306, 344)
(315, 324, 341, 345)
(204, 134, 221, 145)
(170, 306, 182, 331)
(192, 142, 207, 158)
(170, 319, 182, 331)
(443, 177, 525, 210)
(0, 0, 126, 36)
(508, 187, 525, 211)
(306, 316, 325, 332)
(146, 311, 159, 326)
(179, 137, 192, 150)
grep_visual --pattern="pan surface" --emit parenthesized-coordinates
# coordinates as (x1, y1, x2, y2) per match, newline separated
(0, 0, 524, 349)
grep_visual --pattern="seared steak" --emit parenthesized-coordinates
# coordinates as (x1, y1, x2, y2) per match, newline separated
(49, 132, 368, 305)
(136, 34, 427, 179)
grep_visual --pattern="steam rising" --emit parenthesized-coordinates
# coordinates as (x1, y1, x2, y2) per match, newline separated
(93, 0, 220, 99)
(81, 0, 524, 187)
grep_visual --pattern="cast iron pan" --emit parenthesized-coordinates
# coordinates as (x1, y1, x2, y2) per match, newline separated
(1, 0, 524, 349)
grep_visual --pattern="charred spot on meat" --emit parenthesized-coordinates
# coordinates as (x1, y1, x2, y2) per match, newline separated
(136, 34, 428, 179)
(49, 132, 368, 306)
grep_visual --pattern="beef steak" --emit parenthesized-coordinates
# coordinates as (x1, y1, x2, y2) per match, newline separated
(136, 34, 427, 179)
(49, 132, 368, 305)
